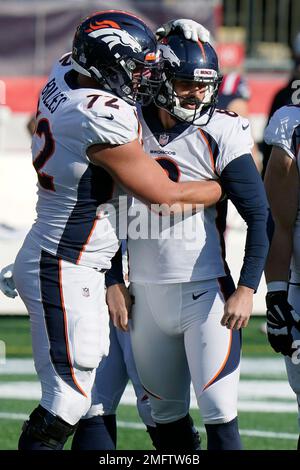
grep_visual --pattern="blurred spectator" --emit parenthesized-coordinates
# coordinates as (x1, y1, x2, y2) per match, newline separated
(261, 31, 300, 177)
(218, 71, 262, 172)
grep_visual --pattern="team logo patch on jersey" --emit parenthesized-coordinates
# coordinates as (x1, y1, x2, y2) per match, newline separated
(159, 44, 180, 67)
(82, 287, 90, 297)
(158, 133, 169, 146)
(86, 20, 142, 53)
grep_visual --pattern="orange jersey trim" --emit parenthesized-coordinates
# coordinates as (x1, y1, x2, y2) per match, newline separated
(58, 259, 87, 397)
(202, 330, 233, 391)
(76, 215, 100, 265)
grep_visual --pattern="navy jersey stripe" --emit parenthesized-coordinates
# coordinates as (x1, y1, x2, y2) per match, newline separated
(198, 128, 220, 170)
(39, 250, 87, 396)
(214, 199, 230, 275)
(56, 164, 114, 263)
(291, 123, 300, 157)
(204, 328, 241, 390)
(203, 274, 241, 391)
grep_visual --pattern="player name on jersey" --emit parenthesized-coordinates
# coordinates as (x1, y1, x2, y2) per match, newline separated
(41, 78, 68, 114)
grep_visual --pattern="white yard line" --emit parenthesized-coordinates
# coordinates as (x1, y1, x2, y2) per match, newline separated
(0, 413, 297, 441)
(0, 359, 35, 375)
(0, 357, 287, 377)
(117, 421, 298, 441)
(0, 381, 298, 413)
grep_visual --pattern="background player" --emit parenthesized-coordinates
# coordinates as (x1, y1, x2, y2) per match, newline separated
(107, 31, 270, 450)
(218, 71, 261, 172)
(261, 31, 300, 177)
(264, 104, 300, 450)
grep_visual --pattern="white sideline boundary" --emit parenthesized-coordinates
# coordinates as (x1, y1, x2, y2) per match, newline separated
(0, 381, 298, 413)
(0, 357, 287, 376)
(0, 413, 297, 441)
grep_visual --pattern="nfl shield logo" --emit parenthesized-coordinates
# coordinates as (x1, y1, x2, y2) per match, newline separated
(159, 133, 169, 146)
(82, 287, 90, 297)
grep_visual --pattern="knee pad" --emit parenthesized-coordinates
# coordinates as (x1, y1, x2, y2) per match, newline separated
(154, 414, 200, 451)
(20, 405, 76, 450)
(73, 316, 109, 369)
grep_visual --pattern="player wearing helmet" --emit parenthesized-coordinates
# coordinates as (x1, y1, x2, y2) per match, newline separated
(156, 36, 222, 125)
(11, 12, 221, 451)
(106, 31, 270, 450)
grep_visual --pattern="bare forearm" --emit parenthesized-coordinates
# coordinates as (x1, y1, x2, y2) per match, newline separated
(155, 180, 221, 215)
(88, 141, 222, 206)
(172, 180, 222, 207)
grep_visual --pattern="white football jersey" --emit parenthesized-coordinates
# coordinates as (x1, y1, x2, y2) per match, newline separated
(128, 106, 254, 283)
(264, 105, 300, 277)
(28, 53, 138, 270)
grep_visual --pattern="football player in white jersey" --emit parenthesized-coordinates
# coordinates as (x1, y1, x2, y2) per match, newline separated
(3, 11, 222, 450)
(106, 31, 270, 450)
(264, 104, 300, 449)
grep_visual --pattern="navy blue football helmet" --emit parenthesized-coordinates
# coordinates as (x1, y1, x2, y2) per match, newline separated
(155, 31, 222, 124)
(72, 10, 162, 105)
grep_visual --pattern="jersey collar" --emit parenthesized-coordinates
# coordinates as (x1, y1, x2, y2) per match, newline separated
(141, 104, 190, 146)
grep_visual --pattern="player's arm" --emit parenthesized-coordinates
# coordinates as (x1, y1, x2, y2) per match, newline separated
(219, 154, 270, 329)
(87, 140, 222, 207)
(105, 247, 131, 332)
(264, 146, 300, 355)
(264, 146, 298, 282)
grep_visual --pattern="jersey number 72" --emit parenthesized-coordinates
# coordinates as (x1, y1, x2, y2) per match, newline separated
(32, 117, 56, 191)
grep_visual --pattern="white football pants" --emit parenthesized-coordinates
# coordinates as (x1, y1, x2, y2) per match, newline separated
(130, 276, 241, 425)
(13, 235, 110, 425)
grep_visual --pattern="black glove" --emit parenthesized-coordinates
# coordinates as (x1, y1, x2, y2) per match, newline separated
(266, 290, 300, 356)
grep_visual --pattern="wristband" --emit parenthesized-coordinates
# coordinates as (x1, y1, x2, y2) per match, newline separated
(267, 281, 288, 292)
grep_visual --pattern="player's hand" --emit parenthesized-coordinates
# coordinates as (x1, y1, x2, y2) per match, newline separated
(106, 283, 132, 332)
(156, 19, 210, 43)
(266, 291, 300, 356)
(221, 285, 253, 330)
(0, 264, 18, 299)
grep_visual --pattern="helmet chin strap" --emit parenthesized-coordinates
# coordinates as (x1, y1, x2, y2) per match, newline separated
(171, 83, 215, 123)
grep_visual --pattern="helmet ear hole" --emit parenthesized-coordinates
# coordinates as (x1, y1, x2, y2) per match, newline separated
(71, 10, 162, 105)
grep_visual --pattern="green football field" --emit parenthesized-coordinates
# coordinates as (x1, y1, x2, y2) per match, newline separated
(0, 316, 299, 450)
